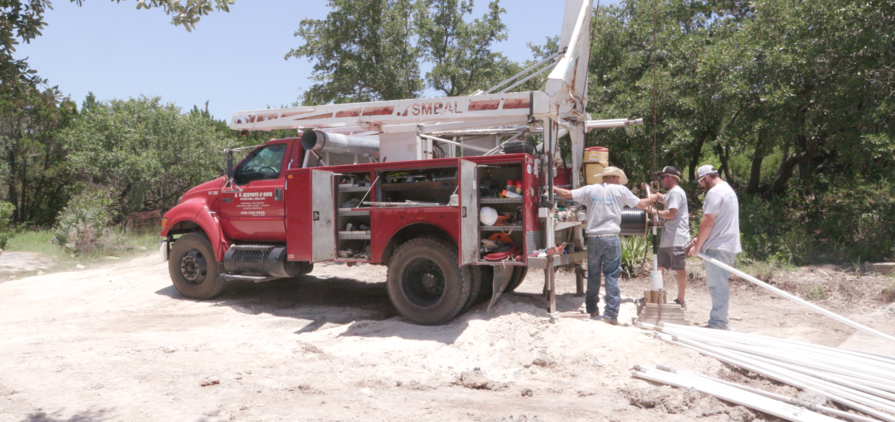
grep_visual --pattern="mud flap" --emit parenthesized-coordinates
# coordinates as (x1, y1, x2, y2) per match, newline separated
(488, 266, 515, 310)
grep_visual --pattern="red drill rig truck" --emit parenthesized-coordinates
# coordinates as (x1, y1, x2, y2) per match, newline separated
(159, 0, 645, 325)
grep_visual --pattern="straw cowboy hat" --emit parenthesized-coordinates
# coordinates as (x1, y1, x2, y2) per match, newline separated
(602, 166, 628, 185)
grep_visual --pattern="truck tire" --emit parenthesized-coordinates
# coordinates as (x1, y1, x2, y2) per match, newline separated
(504, 266, 528, 293)
(387, 238, 471, 325)
(429, 238, 479, 313)
(168, 233, 224, 300)
(463, 266, 482, 311)
(475, 266, 494, 304)
(299, 262, 314, 276)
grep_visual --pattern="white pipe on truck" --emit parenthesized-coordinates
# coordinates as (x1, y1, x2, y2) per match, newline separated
(301, 130, 380, 157)
(585, 118, 643, 130)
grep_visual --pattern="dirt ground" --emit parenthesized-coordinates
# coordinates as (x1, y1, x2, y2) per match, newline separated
(1, 252, 894, 422)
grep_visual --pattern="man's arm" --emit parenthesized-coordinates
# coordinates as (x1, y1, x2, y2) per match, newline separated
(553, 186, 573, 199)
(688, 213, 715, 257)
(635, 196, 658, 210)
(656, 208, 678, 220)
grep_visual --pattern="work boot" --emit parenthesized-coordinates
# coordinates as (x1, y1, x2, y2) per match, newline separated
(601, 316, 619, 326)
(701, 323, 730, 331)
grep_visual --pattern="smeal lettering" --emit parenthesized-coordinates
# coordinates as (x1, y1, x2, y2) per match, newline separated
(410, 101, 463, 116)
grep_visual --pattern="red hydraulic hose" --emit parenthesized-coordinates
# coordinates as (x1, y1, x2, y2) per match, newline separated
(483, 243, 522, 261)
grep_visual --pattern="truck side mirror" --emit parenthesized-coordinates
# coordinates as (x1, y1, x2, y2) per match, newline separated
(226, 150, 235, 180)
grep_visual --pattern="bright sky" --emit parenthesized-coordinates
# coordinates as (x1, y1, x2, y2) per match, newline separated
(18, 0, 618, 121)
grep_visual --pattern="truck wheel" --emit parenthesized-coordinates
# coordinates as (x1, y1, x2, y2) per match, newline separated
(168, 233, 224, 300)
(429, 238, 479, 313)
(504, 266, 528, 293)
(387, 238, 471, 325)
(475, 266, 493, 304)
(462, 265, 482, 312)
(298, 262, 314, 276)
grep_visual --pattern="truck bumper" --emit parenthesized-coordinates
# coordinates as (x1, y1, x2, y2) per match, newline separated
(159, 239, 168, 262)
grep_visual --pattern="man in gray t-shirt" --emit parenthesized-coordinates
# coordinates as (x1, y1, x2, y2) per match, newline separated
(646, 166, 690, 307)
(554, 167, 657, 324)
(688, 165, 741, 330)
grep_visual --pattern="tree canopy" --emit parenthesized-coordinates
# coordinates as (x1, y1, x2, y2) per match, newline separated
(286, 0, 515, 104)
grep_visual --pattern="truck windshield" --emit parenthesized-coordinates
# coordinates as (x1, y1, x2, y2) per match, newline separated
(234, 144, 287, 185)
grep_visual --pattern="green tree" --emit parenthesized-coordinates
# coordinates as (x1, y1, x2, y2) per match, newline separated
(416, 0, 511, 96)
(0, 89, 79, 225)
(287, 0, 514, 103)
(286, 0, 424, 104)
(63, 95, 231, 217)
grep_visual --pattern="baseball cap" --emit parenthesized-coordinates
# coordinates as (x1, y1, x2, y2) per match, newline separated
(659, 166, 681, 177)
(696, 165, 718, 182)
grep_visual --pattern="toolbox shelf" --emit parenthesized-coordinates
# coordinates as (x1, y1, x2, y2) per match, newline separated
(339, 233, 371, 240)
(480, 225, 523, 232)
(338, 185, 371, 192)
(480, 197, 523, 204)
(379, 180, 456, 192)
(338, 209, 371, 216)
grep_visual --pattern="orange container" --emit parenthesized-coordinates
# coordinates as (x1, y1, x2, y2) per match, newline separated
(584, 146, 609, 163)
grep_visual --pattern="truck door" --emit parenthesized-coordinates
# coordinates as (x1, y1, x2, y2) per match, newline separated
(459, 159, 478, 265)
(220, 142, 290, 242)
(310, 170, 336, 262)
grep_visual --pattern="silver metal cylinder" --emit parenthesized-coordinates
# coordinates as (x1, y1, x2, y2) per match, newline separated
(300, 130, 380, 157)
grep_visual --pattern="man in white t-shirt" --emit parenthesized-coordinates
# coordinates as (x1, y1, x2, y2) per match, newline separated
(687, 165, 742, 330)
(554, 167, 657, 325)
(646, 166, 690, 308)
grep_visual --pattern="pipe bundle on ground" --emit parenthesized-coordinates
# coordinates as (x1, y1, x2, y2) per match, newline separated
(634, 322, 895, 422)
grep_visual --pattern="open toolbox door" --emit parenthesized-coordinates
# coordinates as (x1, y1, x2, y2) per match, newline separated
(459, 159, 478, 265)
(310, 170, 336, 262)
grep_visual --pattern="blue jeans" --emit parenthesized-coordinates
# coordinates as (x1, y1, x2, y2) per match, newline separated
(586, 236, 621, 319)
(704, 249, 737, 330)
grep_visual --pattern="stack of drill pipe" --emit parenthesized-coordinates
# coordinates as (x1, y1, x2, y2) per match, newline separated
(632, 364, 878, 422)
(636, 322, 895, 422)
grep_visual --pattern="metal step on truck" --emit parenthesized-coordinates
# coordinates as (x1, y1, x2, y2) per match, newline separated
(158, 0, 648, 325)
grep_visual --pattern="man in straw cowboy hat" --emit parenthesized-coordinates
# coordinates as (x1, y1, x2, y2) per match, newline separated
(687, 164, 742, 330)
(554, 166, 658, 325)
(645, 166, 690, 308)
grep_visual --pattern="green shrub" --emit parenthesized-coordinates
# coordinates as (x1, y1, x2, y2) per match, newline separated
(620, 236, 650, 277)
(806, 283, 826, 301)
(738, 182, 895, 265)
(881, 278, 895, 303)
(52, 186, 117, 255)
(0, 201, 14, 249)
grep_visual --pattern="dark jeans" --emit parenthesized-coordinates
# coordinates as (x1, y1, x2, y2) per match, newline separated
(586, 236, 621, 319)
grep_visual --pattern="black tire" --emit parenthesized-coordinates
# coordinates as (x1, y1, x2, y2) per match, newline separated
(386, 237, 471, 325)
(168, 233, 224, 299)
(475, 266, 494, 304)
(462, 265, 482, 312)
(504, 266, 529, 293)
(299, 262, 314, 276)
(429, 238, 479, 312)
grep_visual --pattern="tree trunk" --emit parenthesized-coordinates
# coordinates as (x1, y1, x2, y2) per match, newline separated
(715, 142, 734, 185)
(746, 130, 766, 194)
(767, 149, 810, 197)
(688, 132, 709, 181)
